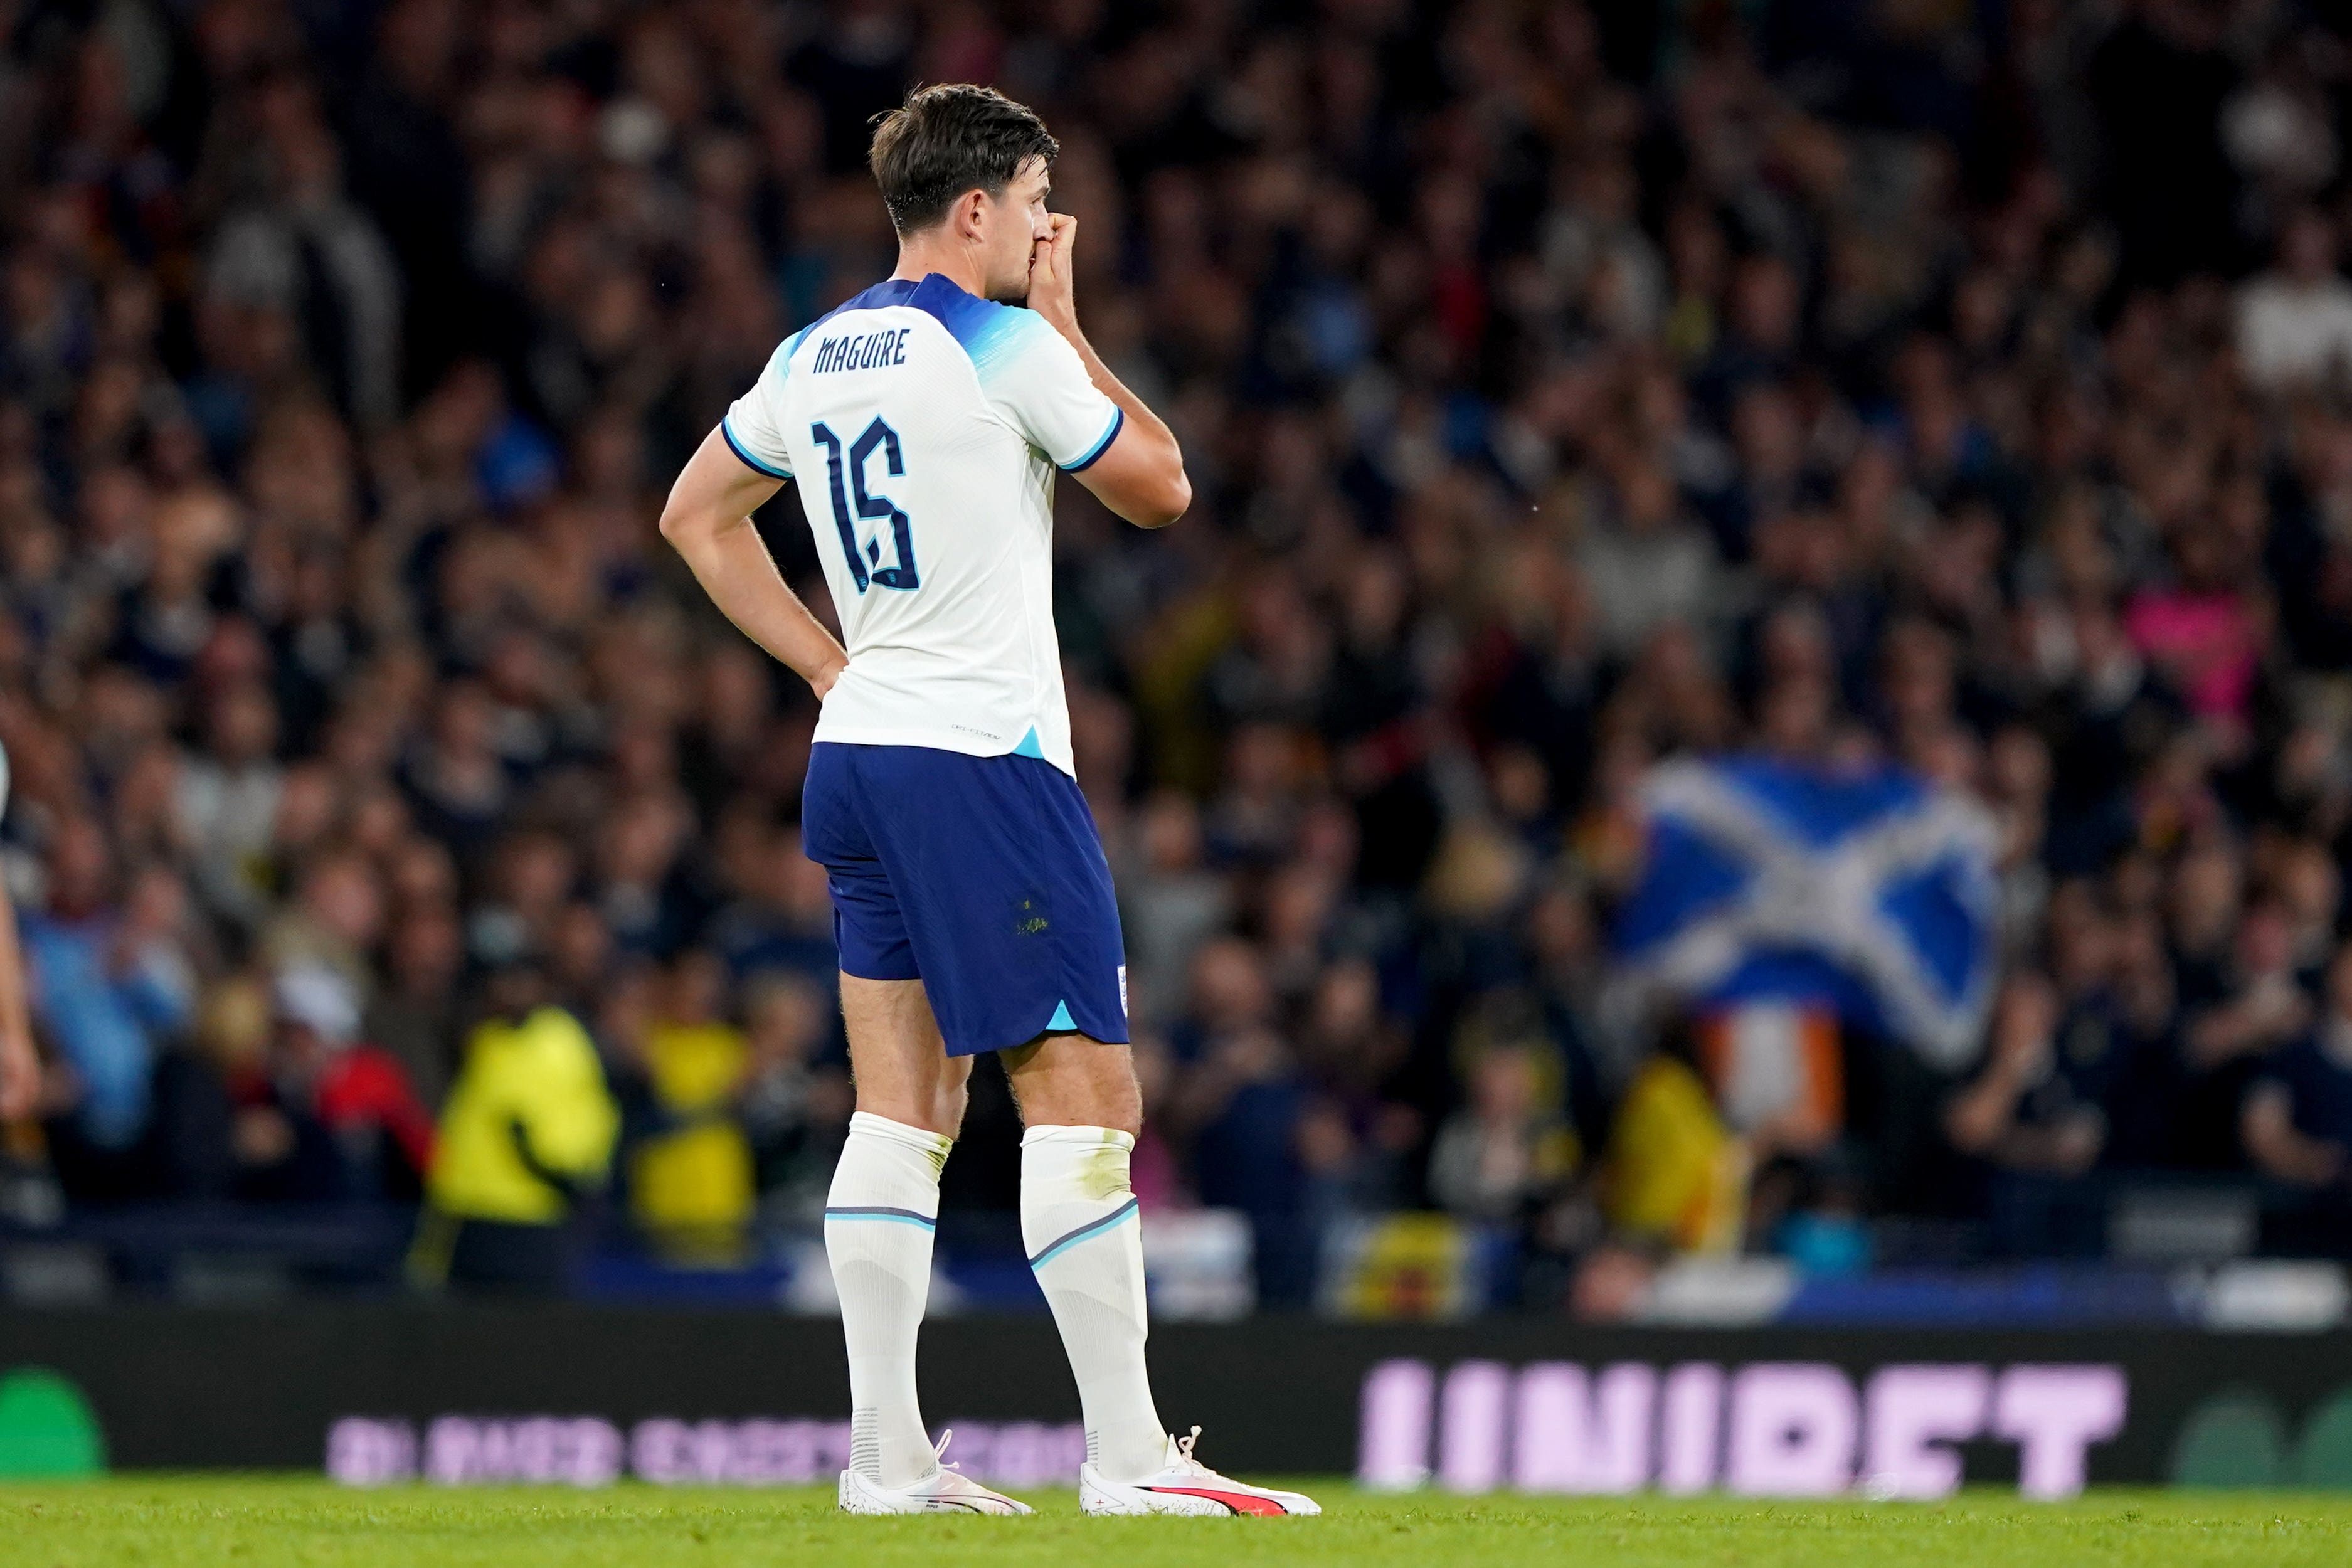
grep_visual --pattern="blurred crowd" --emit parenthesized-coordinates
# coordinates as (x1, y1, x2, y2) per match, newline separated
(17, 0, 2352, 1306)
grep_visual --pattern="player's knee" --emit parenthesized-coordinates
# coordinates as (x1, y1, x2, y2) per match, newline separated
(850, 1075, 961, 1141)
(930, 1069, 971, 1137)
(1013, 1059, 1141, 1136)
(1086, 1070, 1143, 1139)
(1106, 1089, 1143, 1140)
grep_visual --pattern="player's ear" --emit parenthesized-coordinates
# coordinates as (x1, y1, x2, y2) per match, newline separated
(955, 187, 988, 243)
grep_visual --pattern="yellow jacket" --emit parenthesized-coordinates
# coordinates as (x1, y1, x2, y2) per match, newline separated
(630, 1020, 755, 1236)
(1604, 1056, 1747, 1253)
(427, 1007, 618, 1224)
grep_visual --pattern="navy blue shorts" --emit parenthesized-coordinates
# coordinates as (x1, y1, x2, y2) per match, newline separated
(801, 742, 1130, 1057)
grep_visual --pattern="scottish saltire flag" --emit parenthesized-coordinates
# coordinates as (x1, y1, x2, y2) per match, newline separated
(1612, 756, 2001, 1070)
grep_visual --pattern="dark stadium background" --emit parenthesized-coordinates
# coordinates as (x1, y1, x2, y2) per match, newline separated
(13, 0, 2352, 1493)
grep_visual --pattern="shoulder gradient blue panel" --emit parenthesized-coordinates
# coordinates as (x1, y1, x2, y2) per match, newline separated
(908, 274, 1034, 382)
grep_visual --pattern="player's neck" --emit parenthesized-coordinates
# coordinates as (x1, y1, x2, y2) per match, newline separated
(890, 236, 989, 299)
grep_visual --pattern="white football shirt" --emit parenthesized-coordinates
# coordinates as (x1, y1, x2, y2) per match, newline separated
(721, 274, 1123, 777)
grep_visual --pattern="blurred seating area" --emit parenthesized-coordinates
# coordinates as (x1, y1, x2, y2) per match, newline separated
(15, 1, 2352, 1318)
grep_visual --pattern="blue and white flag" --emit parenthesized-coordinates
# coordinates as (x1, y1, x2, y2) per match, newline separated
(1611, 756, 2000, 1071)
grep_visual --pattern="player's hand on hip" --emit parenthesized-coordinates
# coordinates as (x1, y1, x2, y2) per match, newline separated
(809, 655, 847, 701)
(1028, 213, 1079, 335)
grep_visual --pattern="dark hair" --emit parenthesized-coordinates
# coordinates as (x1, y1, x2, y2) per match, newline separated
(868, 83, 1058, 235)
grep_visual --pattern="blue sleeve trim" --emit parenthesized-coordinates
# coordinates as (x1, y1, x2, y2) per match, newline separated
(720, 418, 790, 480)
(1060, 406, 1125, 472)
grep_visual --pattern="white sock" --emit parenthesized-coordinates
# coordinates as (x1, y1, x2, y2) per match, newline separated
(826, 1110, 953, 1487)
(1022, 1124, 1167, 1481)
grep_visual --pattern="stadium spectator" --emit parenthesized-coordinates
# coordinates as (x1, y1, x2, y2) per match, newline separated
(21, 818, 194, 1189)
(2243, 943, 2352, 1194)
(173, 682, 285, 931)
(1947, 972, 2111, 1254)
(627, 949, 756, 1261)
(226, 964, 433, 1202)
(736, 970, 849, 1227)
(1426, 1034, 1580, 1227)
(280, 964, 435, 1197)
(364, 903, 465, 1112)
(2237, 207, 2352, 390)
(1600, 1022, 1744, 1256)
(415, 961, 617, 1295)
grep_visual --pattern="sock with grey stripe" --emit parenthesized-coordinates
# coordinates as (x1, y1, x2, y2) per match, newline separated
(1022, 1124, 1165, 1482)
(827, 1111, 953, 1487)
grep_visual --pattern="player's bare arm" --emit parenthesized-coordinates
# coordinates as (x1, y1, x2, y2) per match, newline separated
(1022, 213, 1191, 529)
(0, 746, 34, 1125)
(657, 437, 849, 699)
(0, 881, 37, 1123)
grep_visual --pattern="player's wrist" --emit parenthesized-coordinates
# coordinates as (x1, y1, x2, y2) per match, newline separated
(808, 654, 849, 698)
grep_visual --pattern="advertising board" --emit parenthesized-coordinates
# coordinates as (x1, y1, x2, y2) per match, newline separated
(4, 1307, 2350, 1492)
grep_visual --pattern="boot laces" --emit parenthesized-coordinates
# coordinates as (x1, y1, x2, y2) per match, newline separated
(1171, 1425, 1215, 1477)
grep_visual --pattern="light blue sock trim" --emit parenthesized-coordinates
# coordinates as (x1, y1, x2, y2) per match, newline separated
(828, 1213, 936, 1232)
(1027, 1196, 1141, 1268)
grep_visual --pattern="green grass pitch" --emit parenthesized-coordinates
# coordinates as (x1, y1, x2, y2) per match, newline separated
(4, 1479, 2351, 1567)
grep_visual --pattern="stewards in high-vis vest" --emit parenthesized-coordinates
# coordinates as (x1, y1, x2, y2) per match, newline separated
(412, 960, 617, 1293)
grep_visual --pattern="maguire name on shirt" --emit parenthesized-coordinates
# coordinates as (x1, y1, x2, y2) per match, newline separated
(810, 327, 911, 374)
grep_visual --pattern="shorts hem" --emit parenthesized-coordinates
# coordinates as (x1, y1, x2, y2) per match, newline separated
(945, 1010, 1138, 1062)
(837, 958, 923, 984)
(940, 1020, 1134, 1058)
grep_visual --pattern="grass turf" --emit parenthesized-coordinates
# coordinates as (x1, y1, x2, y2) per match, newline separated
(4, 1479, 2352, 1567)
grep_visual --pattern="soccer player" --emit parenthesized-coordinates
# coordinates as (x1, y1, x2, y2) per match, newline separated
(659, 85, 1318, 1518)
